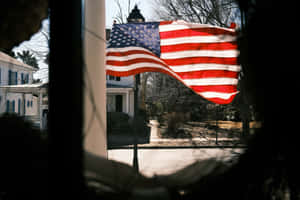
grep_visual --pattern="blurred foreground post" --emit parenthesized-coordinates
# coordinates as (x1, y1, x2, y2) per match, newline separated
(49, 0, 84, 197)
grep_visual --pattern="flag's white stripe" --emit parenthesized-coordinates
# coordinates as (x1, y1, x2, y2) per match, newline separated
(199, 91, 238, 100)
(107, 46, 153, 53)
(107, 53, 165, 63)
(170, 64, 241, 72)
(160, 35, 236, 45)
(159, 21, 235, 32)
(159, 23, 216, 32)
(161, 50, 239, 59)
(107, 63, 166, 72)
(183, 78, 238, 86)
(107, 62, 182, 80)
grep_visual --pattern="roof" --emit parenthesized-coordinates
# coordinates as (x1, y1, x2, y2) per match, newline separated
(0, 82, 47, 88)
(127, 5, 145, 22)
(0, 82, 48, 95)
(0, 51, 38, 71)
(107, 83, 133, 88)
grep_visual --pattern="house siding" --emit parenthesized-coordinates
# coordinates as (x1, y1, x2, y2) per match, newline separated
(106, 75, 135, 117)
(0, 52, 37, 115)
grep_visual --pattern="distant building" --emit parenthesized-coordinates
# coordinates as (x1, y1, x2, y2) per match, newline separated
(0, 51, 48, 129)
(106, 75, 134, 117)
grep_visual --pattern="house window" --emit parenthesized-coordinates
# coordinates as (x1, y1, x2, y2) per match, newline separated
(108, 75, 121, 81)
(8, 70, 18, 85)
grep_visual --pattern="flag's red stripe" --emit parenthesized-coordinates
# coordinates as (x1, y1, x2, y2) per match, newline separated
(176, 70, 238, 79)
(107, 58, 169, 68)
(160, 27, 236, 39)
(106, 50, 155, 57)
(163, 57, 238, 66)
(160, 21, 173, 25)
(190, 85, 237, 93)
(107, 68, 179, 80)
(161, 42, 237, 53)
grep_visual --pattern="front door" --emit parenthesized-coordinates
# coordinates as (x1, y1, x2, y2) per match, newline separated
(116, 95, 123, 112)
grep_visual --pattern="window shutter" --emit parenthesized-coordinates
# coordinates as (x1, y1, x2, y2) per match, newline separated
(18, 99, 21, 114)
(23, 99, 26, 115)
(12, 100, 15, 112)
(21, 73, 24, 84)
(6, 100, 10, 112)
(15, 72, 18, 84)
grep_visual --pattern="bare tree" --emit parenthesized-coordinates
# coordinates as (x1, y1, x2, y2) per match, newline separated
(114, 0, 133, 24)
(155, 0, 240, 27)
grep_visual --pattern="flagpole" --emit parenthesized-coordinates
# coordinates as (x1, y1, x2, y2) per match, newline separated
(133, 75, 139, 172)
(216, 121, 218, 145)
(127, 5, 145, 172)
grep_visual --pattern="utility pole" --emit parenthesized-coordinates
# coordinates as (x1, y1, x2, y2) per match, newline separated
(127, 5, 145, 172)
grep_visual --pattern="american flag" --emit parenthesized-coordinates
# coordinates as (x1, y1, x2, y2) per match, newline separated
(106, 20, 240, 104)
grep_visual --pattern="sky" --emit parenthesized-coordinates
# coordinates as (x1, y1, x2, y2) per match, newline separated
(105, 0, 155, 28)
(12, 1, 155, 82)
(13, 20, 49, 82)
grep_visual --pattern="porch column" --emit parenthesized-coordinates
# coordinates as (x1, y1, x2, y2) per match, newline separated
(22, 93, 25, 116)
(84, 0, 107, 157)
(126, 90, 130, 114)
(39, 91, 43, 129)
(0, 89, 7, 113)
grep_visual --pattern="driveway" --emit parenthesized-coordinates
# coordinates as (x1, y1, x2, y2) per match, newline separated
(108, 148, 243, 177)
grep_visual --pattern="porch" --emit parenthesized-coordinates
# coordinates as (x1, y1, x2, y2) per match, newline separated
(0, 83, 48, 129)
(106, 84, 134, 117)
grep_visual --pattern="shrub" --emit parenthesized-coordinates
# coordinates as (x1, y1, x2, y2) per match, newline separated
(107, 112, 132, 133)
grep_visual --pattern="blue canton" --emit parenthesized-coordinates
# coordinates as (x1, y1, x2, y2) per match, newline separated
(108, 22, 161, 57)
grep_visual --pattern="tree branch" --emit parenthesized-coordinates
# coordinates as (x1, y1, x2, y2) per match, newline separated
(188, 0, 202, 23)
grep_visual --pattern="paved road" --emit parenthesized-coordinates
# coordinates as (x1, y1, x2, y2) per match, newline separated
(108, 148, 243, 177)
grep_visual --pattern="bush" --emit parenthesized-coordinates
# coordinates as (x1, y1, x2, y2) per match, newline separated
(107, 112, 132, 133)
(163, 112, 191, 138)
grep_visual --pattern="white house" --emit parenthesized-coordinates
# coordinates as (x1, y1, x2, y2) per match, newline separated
(106, 75, 135, 117)
(0, 51, 48, 129)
